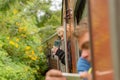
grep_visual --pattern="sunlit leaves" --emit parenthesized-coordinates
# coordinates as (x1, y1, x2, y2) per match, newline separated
(0, 0, 61, 79)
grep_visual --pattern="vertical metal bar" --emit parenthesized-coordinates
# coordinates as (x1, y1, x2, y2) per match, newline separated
(63, 20, 68, 73)
(63, 0, 69, 73)
(109, 0, 120, 80)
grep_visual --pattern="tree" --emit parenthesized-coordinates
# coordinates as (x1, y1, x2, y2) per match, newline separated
(0, 0, 61, 80)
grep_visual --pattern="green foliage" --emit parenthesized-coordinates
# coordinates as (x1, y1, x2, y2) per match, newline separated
(0, 0, 61, 80)
(0, 49, 35, 80)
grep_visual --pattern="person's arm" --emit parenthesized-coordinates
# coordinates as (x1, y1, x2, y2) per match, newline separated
(45, 69, 66, 80)
(51, 46, 65, 64)
(55, 48, 65, 64)
(80, 72, 92, 80)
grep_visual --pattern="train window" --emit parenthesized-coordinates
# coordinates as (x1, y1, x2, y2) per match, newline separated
(74, 0, 90, 61)
(74, 0, 86, 24)
(81, 3, 88, 18)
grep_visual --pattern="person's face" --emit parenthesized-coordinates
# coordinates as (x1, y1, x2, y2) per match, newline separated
(78, 32, 91, 62)
(58, 31, 64, 40)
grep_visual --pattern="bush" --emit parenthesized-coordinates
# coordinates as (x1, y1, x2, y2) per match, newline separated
(0, 49, 35, 80)
(0, 31, 48, 80)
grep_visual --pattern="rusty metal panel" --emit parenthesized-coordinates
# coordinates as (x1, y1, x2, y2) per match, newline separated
(49, 58, 59, 69)
(88, 0, 114, 80)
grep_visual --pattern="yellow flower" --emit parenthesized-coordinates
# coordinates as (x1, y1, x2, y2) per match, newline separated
(23, 27, 27, 31)
(9, 41, 15, 45)
(15, 43, 18, 48)
(18, 27, 23, 32)
(31, 56, 37, 61)
(13, 9, 18, 14)
(25, 46, 31, 50)
(6, 37, 10, 40)
(16, 38, 19, 42)
(31, 50, 35, 55)
(28, 54, 37, 61)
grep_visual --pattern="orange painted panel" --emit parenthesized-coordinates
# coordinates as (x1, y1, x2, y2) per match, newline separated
(89, 0, 114, 80)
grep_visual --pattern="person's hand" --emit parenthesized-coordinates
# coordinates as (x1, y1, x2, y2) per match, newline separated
(80, 72, 92, 80)
(51, 46, 58, 55)
(45, 69, 66, 80)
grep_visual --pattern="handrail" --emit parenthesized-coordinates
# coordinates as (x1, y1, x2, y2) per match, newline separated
(41, 32, 57, 45)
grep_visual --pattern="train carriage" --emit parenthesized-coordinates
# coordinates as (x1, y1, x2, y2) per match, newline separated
(45, 0, 120, 80)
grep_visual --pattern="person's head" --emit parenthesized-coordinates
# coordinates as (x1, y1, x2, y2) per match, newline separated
(57, 27, 64, 40)
(74, 17, 91, 62)
(56, 24, 71, 40)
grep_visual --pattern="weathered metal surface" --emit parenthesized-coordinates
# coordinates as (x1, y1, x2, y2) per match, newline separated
(65, 0, 77, 73)
(88, 0, 114, 80)
(49, 58, 59, 69)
